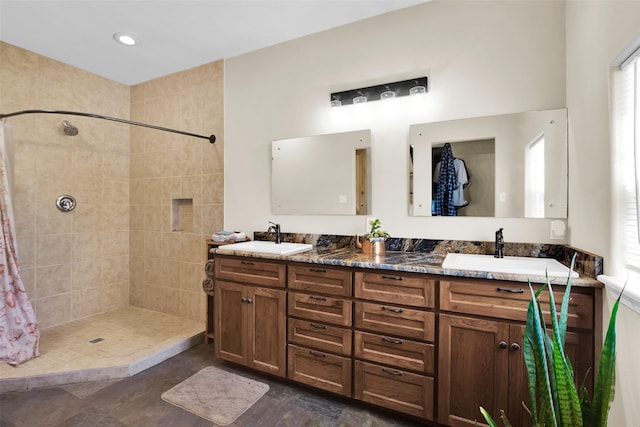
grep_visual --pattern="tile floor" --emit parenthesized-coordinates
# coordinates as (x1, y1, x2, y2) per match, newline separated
(0, 343, 426, 426)
(0, 306, 204, 392)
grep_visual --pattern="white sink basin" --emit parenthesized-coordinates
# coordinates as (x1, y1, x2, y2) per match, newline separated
(442, 253, 578, 278)
(215, 241, 313, 256)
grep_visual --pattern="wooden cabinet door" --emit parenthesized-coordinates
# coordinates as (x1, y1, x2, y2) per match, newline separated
(248, 287, 286, 376)
(438, 314, 509, 427)
(507, 324, 594, 427)
(214, 281, 246, 365)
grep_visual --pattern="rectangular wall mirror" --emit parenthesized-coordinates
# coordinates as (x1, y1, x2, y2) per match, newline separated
(272, 129, 371, 215)
(409, 109, 567, 218)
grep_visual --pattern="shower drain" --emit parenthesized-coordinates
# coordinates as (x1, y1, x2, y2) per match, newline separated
(89, 338, 104, 343)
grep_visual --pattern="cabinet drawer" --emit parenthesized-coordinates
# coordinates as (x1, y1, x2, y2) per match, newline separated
(288, 292, 352, 326)
(355, 301, 435, 342)
(289, 264, 352, 296)
(354, 360, 434, 420)
(214, 256, 286, 288)
(354, 271, 435, 308)
(354, 331, 434, 375)
(440, 279, 594, 329)
(288, 318, 352, 356)
(287, 344, 352, 397)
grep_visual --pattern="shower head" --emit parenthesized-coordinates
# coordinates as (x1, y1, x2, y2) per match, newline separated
(62, 120, 78, 136)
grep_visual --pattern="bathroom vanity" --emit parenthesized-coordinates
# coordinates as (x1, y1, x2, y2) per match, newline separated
(208, 241, 602, 426)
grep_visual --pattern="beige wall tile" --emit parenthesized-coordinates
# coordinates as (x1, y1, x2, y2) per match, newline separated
(103, 255, 129, 285)
(202, 173, 223, 205)
(144, 231, 162, 259)
(72, 260, 102, 290)
(103, 179, 129, 205)
(161, 287, 181, 317)
(103, 230, 128, 258)
(36, 293, 71, 328)
(35, 263, 72, 298)
(180, 262, 203, 292)
(72, 288, 102, 319)
(72, 232, 102, 262)
(142, 285, 162, 312)
(161, 260, 181, 288)
(36, 233, 71, 266)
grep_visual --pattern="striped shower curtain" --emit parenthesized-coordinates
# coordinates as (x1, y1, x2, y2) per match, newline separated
(0, 122, 40, 365)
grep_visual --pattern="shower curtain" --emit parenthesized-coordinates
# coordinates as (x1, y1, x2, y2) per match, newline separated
(0, 122, 40, 365)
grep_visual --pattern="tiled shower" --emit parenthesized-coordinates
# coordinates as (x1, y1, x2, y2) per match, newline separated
(0, 41, 223, 331)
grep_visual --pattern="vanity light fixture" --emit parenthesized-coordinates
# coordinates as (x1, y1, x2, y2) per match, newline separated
(113, 32, 138, 46)
(330, 76, 427, 107)
(380, 86, 395, 100)
(409, 80, 427, 96)
(353, 91, 367, 104)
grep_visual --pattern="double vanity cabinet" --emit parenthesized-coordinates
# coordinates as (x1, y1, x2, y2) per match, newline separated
(211, 251, 601, 426)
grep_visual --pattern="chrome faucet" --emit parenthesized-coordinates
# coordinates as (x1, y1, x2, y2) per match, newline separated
(495, 228, 504, 258)
(268, 222, 281, 244)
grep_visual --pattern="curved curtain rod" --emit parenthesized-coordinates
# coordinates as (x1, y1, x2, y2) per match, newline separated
(0, 109, 216, 144)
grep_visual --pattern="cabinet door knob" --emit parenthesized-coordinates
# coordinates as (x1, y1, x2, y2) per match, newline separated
(499, 341, 508, 349)
(511, 343, 520, 351)
(246, 298, 253, 304)
(241, 297, 247, 303)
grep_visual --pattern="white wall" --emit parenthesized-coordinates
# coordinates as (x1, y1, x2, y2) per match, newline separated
(566, 1, 640, 424)
(225, 0, 566, 242)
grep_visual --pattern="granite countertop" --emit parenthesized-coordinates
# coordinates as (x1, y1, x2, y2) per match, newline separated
(211, 245, 603, 289)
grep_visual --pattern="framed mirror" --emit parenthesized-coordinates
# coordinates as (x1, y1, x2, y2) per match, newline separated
(409, 109, 567, 218)
(272, 129, 371, 215)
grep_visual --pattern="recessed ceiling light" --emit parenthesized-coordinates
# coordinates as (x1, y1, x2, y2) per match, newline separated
(113, 32, 138, 46)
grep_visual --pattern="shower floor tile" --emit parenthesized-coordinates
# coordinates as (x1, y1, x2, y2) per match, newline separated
(0, 306, 204, 392)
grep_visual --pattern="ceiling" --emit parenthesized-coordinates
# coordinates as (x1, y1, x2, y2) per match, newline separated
(0, 0, 426, 86)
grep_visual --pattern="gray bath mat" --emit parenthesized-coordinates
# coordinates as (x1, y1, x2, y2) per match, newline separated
(161, 366, 269, 425)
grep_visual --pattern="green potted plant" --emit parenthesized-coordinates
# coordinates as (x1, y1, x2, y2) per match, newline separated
(480, 255, 622, 427)
(357, 218, 390, 255)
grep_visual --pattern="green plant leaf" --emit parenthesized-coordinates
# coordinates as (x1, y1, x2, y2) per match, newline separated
(480, 406, 498, 427)
(585, 287, 622, 426)
(528, 283, 559, 427)
(552, 338, 582, 426)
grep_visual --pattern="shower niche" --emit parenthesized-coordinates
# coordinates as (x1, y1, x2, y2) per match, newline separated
(172, 198, 193, 232)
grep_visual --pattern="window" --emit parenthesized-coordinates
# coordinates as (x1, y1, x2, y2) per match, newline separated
(525, 134, 545, 218)
(600, 37, 640, 313)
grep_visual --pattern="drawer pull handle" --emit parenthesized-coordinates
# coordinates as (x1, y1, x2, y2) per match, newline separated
(310, 268, 327, 273)
(309, 295, 327, 301)
(382, 275, 404, 281)
(382, 336, 403, 345)
(496, 287, 524, 294)
(309, 350, 326, 358)
(240, 260, 255, 266)
(382, 367, 403, 376)
(309, 323, 328, 330)
(381, 306, 404, 313)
